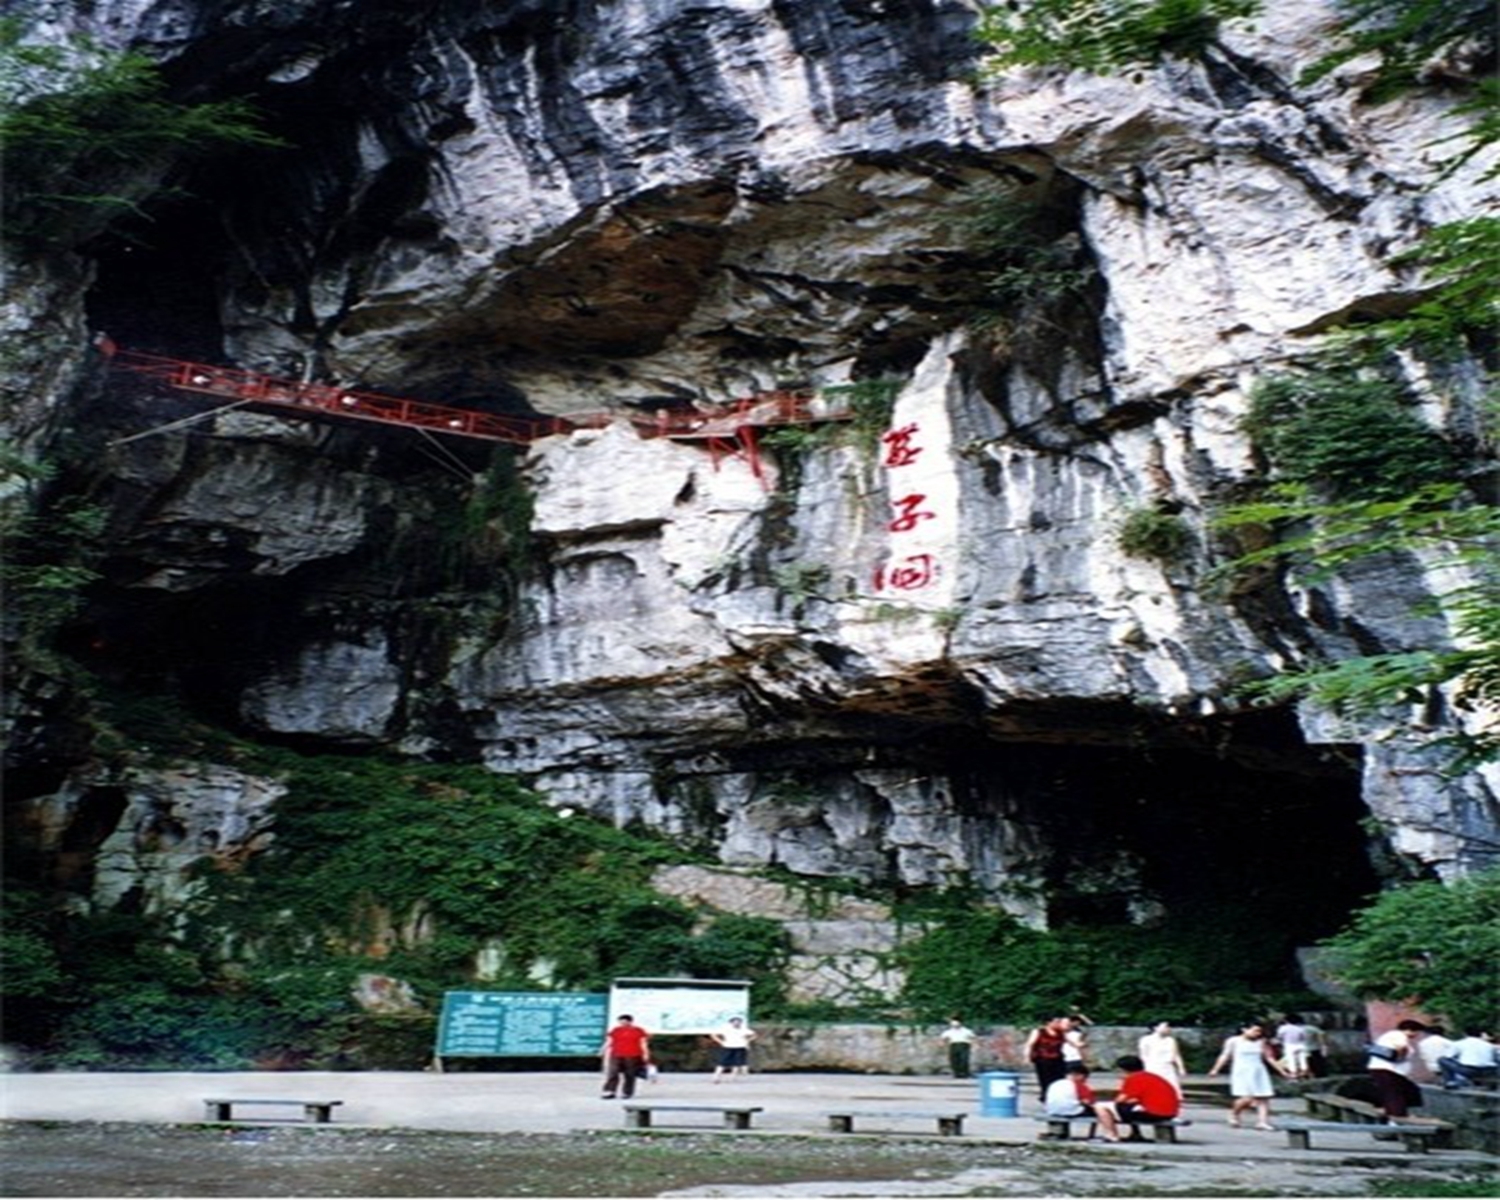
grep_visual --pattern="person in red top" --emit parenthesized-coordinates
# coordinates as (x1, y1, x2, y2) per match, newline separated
(1024, 1016, 1072, 1095)
(1098, 1054, 1181, 1142)
(600, 1014, 652, 1099)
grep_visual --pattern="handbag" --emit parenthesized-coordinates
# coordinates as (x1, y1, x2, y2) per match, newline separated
(1365, 1042, 1401, 1062)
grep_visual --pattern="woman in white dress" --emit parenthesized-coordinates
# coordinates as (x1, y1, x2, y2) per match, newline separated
(1209, 1021, 1288, 1129)
(1137, 1021, 1187, 1094)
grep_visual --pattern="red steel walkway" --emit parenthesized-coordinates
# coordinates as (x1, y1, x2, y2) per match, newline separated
(104, 345, 851, 483)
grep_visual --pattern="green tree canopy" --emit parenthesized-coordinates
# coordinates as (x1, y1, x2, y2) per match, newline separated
(1318, 868, 1500, 1030)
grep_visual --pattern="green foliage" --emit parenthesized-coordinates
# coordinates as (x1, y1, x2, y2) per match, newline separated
(1317, 867, 1500, 1029)
(1300, 0, 1498, 177)
(956, 190, 1095, 317)
(974, 0, 1260, 74)
(822, 379, 904, 454)
(761, 380, 902, 461)
(0, 931, 64, 999)
(1300, 0, 1496, 100)
(0, 19, 283, 244)
(1370, 1179, 1500, 1199)
(772, 562, 832, 602)
(453, 451, 535, 576)
(0, 459, 108, 664)
(682, 915, 792, 1014)
(1116, 506, 1196, 564)
(1242, 368, 1456, 502)
(1332, 218, 1500, 355)
(1436, 77, 1500, 180)
(1215, 486, 1500, 767)
(181, 756, 691, 992)
(898, 900, 1319, 1029)
(1218, 215, 1495, 767)
(7, 749, 802, 1065)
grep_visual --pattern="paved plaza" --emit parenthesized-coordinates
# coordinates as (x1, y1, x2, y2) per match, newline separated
(3, 1069, 1496, 1166)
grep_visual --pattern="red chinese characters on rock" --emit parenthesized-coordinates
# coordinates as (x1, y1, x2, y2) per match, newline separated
(874, 553, 939, 592)
(888, 493, 936, 533)
(882, 424, 924, 469)
(873, 420, 943, 593)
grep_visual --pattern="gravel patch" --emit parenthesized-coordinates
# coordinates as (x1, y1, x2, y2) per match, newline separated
(2, 1123, 1492, 1198)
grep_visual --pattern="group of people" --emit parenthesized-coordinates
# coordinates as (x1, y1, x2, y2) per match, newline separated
(1040, 1055, 1181, 1142)
(1021, 1014, 1182, 1141)
(1013, 1010, 1500, 1128)
(1365, 1021, 1500, 1118)
(598, 1014, 758, 1100)
(1019, 1014, 1190, 1097)
(601, 1009, 1499, 1117)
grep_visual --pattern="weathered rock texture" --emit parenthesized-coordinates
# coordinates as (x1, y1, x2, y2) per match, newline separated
(3, 0, 1497, 1002)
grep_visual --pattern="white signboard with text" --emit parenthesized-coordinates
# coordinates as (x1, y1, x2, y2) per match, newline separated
(608, 978, 750, 1034)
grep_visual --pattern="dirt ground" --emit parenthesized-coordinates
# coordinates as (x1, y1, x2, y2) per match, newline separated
(2, 1122, 1495, 1198)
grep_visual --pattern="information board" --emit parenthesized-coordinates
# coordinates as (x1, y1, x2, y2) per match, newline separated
(608, 978, 750, 1034)
(436, 991, 608, 1058)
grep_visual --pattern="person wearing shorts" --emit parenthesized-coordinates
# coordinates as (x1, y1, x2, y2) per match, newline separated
(712, 1016, 757, 1080)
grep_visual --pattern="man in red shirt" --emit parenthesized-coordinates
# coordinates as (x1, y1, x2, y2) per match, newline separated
(1098, 1054, 1181, 1141)
(601, 1014, 652, 1099)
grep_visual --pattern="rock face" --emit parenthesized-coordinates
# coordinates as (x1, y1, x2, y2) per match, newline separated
(3, 0, 1497, 999)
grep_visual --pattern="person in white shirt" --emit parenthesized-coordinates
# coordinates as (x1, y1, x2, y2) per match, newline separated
(1138, 1021, 1187, 1094)
(939, 1017, 976, 1079)
(1043, 1064, 1122, 1141)
(1062, 1012, 1090, 1070)
(1367, 1020, 1426, 1118)
(1275, 1015, 1312, 1080)
(1416, 1026, 1456, 1082)
(1439, 1028, 1500, 1089)
(711, 1016, 757, 1080)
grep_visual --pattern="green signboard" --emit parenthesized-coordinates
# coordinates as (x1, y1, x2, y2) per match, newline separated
(436, 991, 608, 1058)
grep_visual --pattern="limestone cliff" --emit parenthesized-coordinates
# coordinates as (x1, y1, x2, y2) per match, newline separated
(3, 0, 1496, 1008)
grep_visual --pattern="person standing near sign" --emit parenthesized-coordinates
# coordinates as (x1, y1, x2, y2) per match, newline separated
(711, 1016, 757, 1081)
(601, 1014, 652, 1099)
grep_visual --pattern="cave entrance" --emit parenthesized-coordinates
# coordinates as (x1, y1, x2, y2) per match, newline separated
(951, 728, 1375, 943)
(746, 702, 1378, 974)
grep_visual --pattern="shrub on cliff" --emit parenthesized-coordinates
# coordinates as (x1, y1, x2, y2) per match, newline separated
(897, 902, 1319, 1028)
(1318, 867, 1500, 1030)
(974, 0, 1259, 73)
(0, 19, 281, 245)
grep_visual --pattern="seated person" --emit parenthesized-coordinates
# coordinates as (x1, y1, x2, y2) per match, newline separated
(1097, 1054, 1181, 1141)
(1439, 1029, 1500, 1089)
(1044, 1064, 1121, 1141)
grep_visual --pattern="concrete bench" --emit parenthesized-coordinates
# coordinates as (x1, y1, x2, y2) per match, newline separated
(825, 1110, 967, 1136)
(1037, 1115, 1097, 1140)
(1303, 1093, 1385, 1123)
(622, 1103, 762, 1130)
(203, 1098, 342, 1124)
(1279, 1119, 1454, 1154)
(1037, 1115, 1190, 1143)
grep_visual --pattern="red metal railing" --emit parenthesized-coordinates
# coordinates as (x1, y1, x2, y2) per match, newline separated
(107, 348, 572, 444)
(103, 344, 854, 483)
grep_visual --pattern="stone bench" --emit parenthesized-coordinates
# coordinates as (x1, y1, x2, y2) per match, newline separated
(1278, 1119, 1454, 1154)
(621, 1103, 763, 1130)
(824, 1110, 967, 1136)
(203, 1098, 342, 1124)
(1037, 1115, 1190, 1143)
(1037, 1114, 1097, 1140)
(1303, 1093, 1385, 1123)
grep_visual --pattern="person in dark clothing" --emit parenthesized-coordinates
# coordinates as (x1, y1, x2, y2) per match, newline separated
(1025, 1016, 1072, 1095)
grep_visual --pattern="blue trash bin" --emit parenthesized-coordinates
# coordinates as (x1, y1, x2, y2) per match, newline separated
(978, 1070, 1021, 1118)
